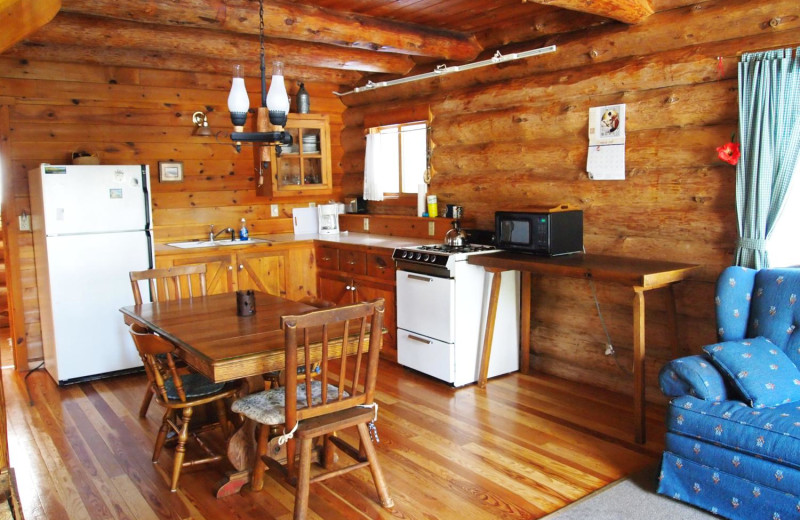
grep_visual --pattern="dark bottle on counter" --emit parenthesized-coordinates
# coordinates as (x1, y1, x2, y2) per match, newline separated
(296, 82, 310, 114)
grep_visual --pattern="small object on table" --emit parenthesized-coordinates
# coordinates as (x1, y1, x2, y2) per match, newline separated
(236, 290, 256, 316)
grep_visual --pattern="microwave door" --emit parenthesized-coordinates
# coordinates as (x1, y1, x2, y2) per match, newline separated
(500, 221, 515, 243)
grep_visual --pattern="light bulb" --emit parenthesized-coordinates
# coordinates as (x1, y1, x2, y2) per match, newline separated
(266, 61, 290, 126)
(228, 64, 250, 129)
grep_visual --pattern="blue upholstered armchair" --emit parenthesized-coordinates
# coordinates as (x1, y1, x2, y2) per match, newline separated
(657, 266, 800, 519)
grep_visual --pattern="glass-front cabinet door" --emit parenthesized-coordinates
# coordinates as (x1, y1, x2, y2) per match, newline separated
(258, 112, 332, 196)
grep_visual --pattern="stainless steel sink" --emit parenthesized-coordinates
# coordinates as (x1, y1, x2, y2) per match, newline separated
(166, 237, 272, 249)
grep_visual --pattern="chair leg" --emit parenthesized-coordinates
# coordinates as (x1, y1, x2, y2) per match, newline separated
(171, 406, 193, 492)
(322, 433, 336, 468)
(251, 423, 270, 492)
(153, 409, 172, 462)
(139, 387, 154, 418)
(356, 423, 394, 508)
(293, 437, 314, 520)
(213, 398, 231, 438)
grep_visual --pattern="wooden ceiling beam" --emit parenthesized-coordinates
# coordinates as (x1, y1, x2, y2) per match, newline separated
(524, 0, 653, 24)
(27, 12, 415, 75)
(4, 42, 364, 86)
(0, 0, 60, 52)
(59, 0, 483, 61)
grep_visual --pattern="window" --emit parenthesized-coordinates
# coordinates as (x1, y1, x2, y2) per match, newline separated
(367, 122, 428, 196)
(767, 159, 800, 267)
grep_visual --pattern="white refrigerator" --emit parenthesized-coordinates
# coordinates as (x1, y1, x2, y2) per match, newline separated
(29, 164, 154, 385)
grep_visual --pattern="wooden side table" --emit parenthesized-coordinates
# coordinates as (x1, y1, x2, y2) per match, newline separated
(468, 251, 698, 444)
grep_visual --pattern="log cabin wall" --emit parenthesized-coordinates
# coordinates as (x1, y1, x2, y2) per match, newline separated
(0, 58, 345, 366)
(340, 0, 800, 403)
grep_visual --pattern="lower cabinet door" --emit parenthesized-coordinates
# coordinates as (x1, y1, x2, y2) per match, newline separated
(318, 274, 355, 305)
(397, 330, 454, 384)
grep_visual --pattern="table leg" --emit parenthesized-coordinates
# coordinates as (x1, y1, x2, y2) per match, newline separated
(632, 287, 646, 444)
(520, 272, 532, 373)
(478, 269, 503, 388)
(665, 284, 681, 358)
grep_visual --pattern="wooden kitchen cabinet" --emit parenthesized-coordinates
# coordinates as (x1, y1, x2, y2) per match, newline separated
(258, 113, 332, 196)
(156, 249, 288, 298)
(315, 244, 398, 361)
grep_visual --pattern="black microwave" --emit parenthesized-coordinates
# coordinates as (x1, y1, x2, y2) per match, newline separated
(495, 209, 583, 256)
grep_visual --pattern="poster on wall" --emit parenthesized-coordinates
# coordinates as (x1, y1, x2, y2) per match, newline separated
(587, 104, 626, 180)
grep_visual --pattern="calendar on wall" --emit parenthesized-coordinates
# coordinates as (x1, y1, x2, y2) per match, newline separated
(587, 104, 626, 180)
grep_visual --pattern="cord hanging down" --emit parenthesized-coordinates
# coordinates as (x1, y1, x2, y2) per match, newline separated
(333, 45, 557, 97)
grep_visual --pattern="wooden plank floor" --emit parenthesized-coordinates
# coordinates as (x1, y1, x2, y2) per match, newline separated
(4, 361, 665, 520)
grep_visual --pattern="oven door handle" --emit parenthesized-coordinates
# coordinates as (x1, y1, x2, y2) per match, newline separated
(406, 334, 432, 345)
(406, 273, 433, 282)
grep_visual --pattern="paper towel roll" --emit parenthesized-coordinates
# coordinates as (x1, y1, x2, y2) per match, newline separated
(417, 183, 427, 217)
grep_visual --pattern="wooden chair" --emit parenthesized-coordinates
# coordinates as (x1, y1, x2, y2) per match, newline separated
(231, 299, 393, 519)
(128, 323, 241, 492)
(129, 264, 207, 304)
(129, 264, 207, 417)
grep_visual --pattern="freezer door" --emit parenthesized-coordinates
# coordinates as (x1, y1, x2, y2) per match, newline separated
(39, 165, 151, 235)
(44, 231, 151, 383)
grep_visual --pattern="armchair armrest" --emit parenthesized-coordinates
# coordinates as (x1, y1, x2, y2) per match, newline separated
(658, 355, 728, 401)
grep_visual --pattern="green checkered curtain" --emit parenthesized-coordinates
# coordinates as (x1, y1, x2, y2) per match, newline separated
(735, 48, 800, 268)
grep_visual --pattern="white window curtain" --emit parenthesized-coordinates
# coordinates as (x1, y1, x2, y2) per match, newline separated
(363, 131, 384, 201)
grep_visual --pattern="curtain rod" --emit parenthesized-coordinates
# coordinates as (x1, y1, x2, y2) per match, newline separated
(333, 45, 557, 97)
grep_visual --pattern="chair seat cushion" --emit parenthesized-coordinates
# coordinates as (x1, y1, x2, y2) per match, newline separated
(231, 381, 347, 425)
(702, 337, 800, 408)
(164, 373, 225, 401)
(667, 395, 800, 471)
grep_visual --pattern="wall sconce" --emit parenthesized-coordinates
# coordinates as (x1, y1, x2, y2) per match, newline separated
(227, 0, 292, 153)
(192, 111, 212, 136)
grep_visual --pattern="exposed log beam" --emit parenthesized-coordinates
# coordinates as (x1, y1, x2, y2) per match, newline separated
(0, 0, 60, 52)
(59, 0, 483, 61)
(4, 42, 364, 86)
(26, 12, 414, 75)
(524, 0, 653, 24)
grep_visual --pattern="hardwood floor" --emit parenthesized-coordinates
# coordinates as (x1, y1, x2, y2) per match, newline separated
(4, 361, 665, 519)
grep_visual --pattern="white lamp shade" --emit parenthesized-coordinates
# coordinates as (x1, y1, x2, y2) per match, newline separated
(266, 74, 290, 114)
(228, 77, 250, 115)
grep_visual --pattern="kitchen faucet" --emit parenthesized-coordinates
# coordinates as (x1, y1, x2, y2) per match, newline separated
(209, 225, 235, 242)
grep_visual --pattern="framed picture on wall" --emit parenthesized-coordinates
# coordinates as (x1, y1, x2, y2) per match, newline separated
(158, 161, 184, 182)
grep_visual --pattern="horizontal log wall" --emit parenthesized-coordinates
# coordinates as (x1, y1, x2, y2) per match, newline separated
(0, 58, 346, 365)
(341, 0, 800, 403)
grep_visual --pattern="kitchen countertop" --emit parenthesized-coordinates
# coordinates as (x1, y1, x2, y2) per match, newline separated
(155, 232, 433, 254)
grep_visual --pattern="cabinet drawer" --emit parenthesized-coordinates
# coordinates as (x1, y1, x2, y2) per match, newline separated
(340, 250, 366, 275)
(367, 252, 395, 281)
(316, 246, 339, 271)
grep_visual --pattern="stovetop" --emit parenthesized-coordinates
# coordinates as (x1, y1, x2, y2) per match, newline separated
(392, 242, 498, 272)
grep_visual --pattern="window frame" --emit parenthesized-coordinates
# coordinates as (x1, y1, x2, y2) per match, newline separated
(369, 120, 429, 199)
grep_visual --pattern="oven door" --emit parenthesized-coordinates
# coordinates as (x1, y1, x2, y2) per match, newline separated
(396, 269, 455, 343)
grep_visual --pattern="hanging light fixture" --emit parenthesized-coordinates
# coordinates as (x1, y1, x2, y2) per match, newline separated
(228, 0, 293, 153)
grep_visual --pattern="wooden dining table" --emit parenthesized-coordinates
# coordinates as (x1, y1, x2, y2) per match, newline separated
(119, 291, 371, 497)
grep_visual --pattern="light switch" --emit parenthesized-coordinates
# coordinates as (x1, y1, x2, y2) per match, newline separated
(428, 221, 435, 236)
(270, 204, 279, 217)
(19, 213, 31, 231)
(363, 218, 369, 231)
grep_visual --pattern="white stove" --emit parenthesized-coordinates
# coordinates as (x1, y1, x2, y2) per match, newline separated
(392, 241, 519, 387)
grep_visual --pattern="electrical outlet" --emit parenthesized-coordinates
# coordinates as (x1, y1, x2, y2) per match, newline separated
(308, 202, 316, 208)
(428, 221, 435, 236)
(270, 204, 279, 217)
(363, 218, 369, 231)
(19, 213, 30, 231)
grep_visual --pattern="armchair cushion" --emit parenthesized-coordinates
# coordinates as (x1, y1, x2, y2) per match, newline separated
(703, 337, 800, 408)
(658, 355, 728, 400)
(164, 372, 225, 401)
(715, 266, 757, 341)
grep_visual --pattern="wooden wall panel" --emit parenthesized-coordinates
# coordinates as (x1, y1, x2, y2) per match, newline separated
(0, 57, 346, 366)
(341, 0, 800, 402)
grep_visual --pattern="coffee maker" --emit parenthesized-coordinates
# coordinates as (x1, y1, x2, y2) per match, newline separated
(317, 203, 340, 235)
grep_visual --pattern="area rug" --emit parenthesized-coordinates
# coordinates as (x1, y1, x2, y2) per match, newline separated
(542, 465, 719, 519)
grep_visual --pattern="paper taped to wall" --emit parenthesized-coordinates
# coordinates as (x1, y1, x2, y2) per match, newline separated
(587, 104, 626, 180)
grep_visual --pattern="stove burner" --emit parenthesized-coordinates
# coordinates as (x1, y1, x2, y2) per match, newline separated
(417, 244, 496, 254)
